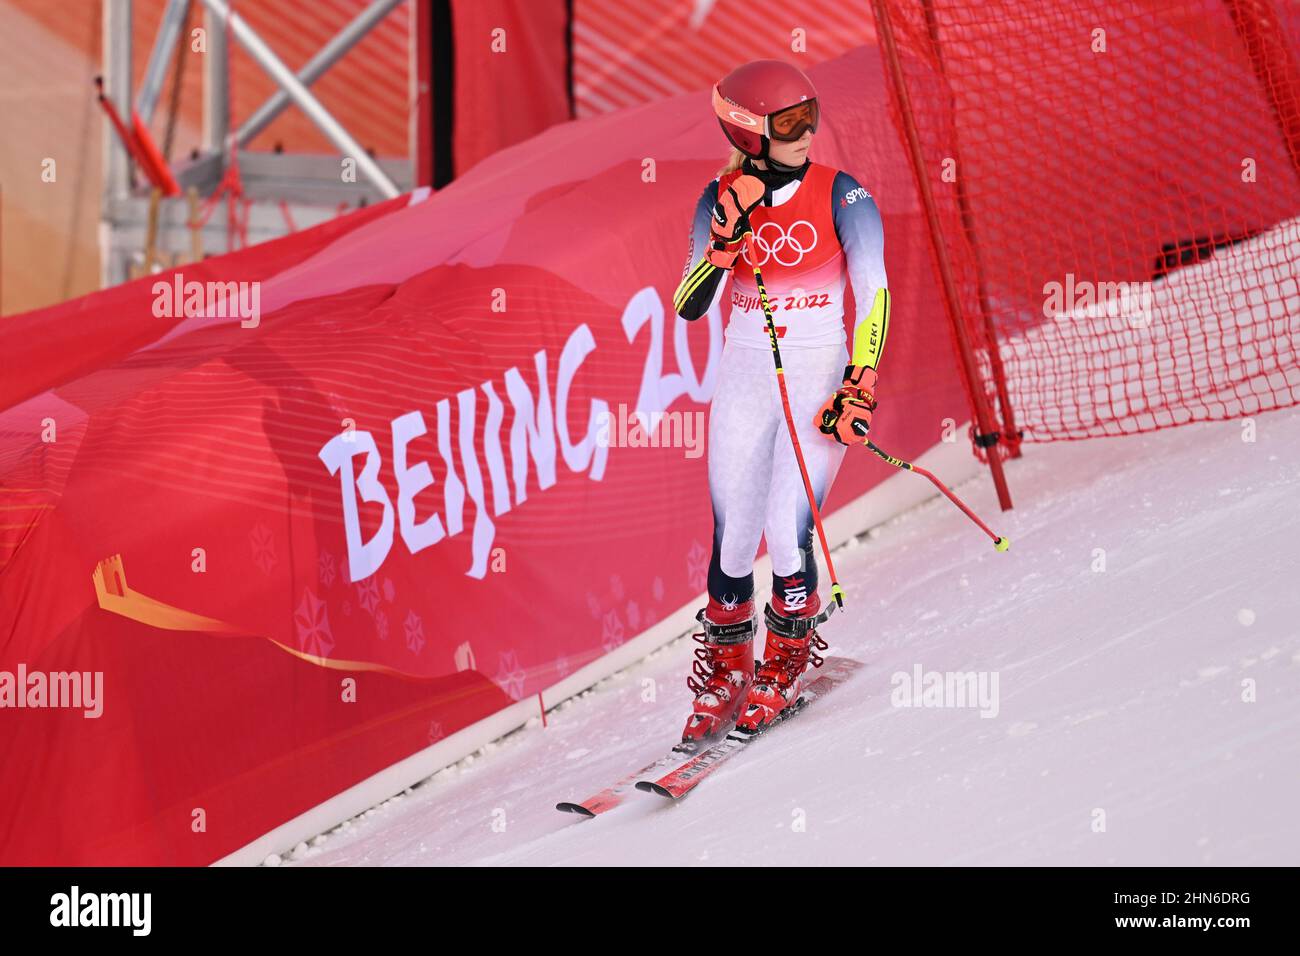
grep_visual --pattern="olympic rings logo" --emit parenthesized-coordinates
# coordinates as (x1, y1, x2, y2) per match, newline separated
(742, 220, 818, 267)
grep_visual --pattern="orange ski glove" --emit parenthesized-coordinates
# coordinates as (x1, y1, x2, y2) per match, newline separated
(815, 365, 878, 445)
(705, 175, 765, 270)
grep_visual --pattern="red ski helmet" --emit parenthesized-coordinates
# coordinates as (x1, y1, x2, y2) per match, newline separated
(711, 59, 820, 160)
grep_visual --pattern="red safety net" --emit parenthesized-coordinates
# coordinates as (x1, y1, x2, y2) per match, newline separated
(872, 0, 1300, 453)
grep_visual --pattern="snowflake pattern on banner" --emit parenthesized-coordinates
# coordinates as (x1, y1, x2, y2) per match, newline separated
(601, 609, 625, 652)
(652, 576, 665, 603)
(626, 600, 641, 631)
(382, 577, 396, 603)
(404, 610, 425, 655)
(686, 539, 708, 590)
(293, 588, 335, 659)
(375, 609, 389, 641)
(427, 720, 444, 743)
(554, 655, 570, 677)
(494, 651, 527, 700)
(355, 578, 381, 617)
(250, 523, 276, 576)
(585, 592, 602, 619)
(318, 550, 336, 588)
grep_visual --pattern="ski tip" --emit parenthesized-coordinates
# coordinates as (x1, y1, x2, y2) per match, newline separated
(555, 802, 596, 817)
(634, 781, 673, 798)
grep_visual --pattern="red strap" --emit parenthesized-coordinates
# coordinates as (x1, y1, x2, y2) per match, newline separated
(130, 112, 182, 196)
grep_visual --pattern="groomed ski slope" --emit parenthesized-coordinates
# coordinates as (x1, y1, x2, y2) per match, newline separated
(291, 407, 1300, 867)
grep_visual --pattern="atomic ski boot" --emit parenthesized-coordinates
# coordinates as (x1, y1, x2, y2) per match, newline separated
(681, 597, 756, 745)
(735, 593, 828, 735)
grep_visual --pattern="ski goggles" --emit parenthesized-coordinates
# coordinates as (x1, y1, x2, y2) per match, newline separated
(767, 99, 819, 142)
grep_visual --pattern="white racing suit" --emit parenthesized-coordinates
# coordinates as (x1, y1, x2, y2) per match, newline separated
(674, 159, 890, 614)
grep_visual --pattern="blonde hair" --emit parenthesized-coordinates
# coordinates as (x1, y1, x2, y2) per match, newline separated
(716, 148, 746, 177)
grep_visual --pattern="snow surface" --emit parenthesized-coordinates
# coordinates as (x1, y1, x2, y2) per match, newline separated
(293, 408, 1300, 866)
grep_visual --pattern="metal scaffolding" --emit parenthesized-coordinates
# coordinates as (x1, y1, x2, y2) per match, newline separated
(99, 0, 414, 285)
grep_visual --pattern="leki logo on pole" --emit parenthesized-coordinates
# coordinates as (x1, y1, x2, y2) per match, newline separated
(742, 220, 818, 267)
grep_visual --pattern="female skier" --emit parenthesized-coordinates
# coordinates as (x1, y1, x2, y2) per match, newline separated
(673, 59, 890, 742)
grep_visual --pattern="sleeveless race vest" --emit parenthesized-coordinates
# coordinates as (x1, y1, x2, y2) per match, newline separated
(718, 162, 846, 350)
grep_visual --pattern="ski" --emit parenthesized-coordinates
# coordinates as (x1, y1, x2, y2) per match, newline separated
(555, 745, 701, 817)
(635, 656, 864, 801)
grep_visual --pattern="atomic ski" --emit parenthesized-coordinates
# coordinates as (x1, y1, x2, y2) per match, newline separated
(555, 746, 701, 817)
(634, 656, 864, 802)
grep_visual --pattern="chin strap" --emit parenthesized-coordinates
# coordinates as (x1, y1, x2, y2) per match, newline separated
(741, 155, 808, 191)
(764, 155, 805, 175)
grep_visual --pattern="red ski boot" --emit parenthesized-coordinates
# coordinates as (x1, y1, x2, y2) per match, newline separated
(681, 598, 756, 745)
(735, 594, 829, 736)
